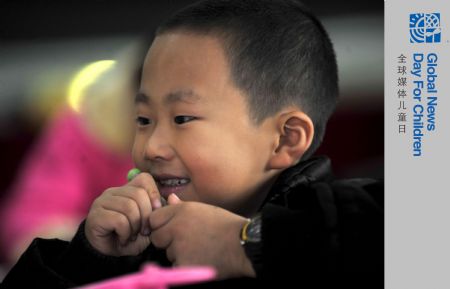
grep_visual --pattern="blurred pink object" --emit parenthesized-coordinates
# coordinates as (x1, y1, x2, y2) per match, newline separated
(76, 263, 216, 289)
(0, 109, 133, 256)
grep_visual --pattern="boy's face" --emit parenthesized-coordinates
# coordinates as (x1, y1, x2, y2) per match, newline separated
(133, 32, 277, 215)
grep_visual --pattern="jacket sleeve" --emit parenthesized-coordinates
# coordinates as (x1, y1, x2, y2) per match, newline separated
(255, 179, 383, 288)
(1, 221, 147, 288)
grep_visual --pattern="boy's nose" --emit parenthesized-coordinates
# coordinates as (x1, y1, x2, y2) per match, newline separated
(144, 127, 174, 161)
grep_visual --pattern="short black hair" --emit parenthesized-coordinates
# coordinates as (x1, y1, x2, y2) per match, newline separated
(156, 0, 338, 159)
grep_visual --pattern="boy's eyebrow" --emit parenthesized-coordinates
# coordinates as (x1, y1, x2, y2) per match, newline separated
(164, 90, 201, 104)
(135, 92, 149, 104)
(135, 90, 202, 105)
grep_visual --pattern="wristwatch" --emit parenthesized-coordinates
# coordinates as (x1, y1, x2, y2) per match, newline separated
(240, 214, 262, 244)
(240, 214, 263, 275)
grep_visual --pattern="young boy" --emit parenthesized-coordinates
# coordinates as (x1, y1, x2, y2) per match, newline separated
(1, 0, 383, 288)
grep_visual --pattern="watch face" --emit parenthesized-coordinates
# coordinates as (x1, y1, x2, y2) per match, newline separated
(246, 214, 262, 243)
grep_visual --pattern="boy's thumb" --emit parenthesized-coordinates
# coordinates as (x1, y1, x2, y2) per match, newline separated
(167, 193, 182, 205)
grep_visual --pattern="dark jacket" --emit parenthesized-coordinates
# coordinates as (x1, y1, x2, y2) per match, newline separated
(1, 156, 383, 288)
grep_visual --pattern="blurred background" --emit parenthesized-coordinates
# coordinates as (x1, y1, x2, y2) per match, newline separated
(0, 0, 383, 278)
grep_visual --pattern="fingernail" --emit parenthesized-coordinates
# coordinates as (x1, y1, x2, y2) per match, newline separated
(142, 227, 150, 236)
(153, 198, 162, 209)
(168, 193, 181, 205)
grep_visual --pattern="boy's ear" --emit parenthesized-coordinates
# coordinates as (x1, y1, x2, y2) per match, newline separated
(267, 110, 314, 170)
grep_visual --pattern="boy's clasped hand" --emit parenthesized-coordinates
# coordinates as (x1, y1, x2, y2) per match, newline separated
(85, 172, 255, 280)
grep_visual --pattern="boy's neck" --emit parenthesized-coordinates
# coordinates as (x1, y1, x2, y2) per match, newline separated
(237, 172, 282, 218)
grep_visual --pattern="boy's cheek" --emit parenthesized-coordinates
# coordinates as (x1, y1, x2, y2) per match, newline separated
(131, 139, 146, 163)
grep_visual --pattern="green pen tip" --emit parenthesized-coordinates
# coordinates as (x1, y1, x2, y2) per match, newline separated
(127, 168, 141, 182)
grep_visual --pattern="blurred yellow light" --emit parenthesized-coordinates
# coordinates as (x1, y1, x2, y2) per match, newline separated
(67, 60, 116, 112)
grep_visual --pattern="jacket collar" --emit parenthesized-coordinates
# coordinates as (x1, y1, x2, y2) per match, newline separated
(263, 156, 334, 206)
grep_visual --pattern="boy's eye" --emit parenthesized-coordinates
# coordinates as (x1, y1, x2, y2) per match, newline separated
(174, 115, 196, 125)
(136, 116, 151, 126)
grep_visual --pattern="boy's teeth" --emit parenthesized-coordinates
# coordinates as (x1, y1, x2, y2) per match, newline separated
(159, 178, 189, 186)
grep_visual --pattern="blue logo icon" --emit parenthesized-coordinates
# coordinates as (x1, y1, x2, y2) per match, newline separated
(410, 13, 441, 43)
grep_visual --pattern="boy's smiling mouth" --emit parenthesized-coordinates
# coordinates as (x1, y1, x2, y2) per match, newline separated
(152, 174, 191, 199)
(158, 178, 190, 186)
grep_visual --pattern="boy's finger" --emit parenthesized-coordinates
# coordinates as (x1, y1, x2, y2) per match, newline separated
(112, 187, 153, 236)
(167, 193, 182, 205)
(101, 195, 141, 238)
(150, 223, 173, 249)
(149, 205, 179, 248)
(129, 172, 162, 206)
(94, 209, 133, 247)
(149, 205, 177, 231)
(112, 212, 133, 246)
(151, 196, 162, 210)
